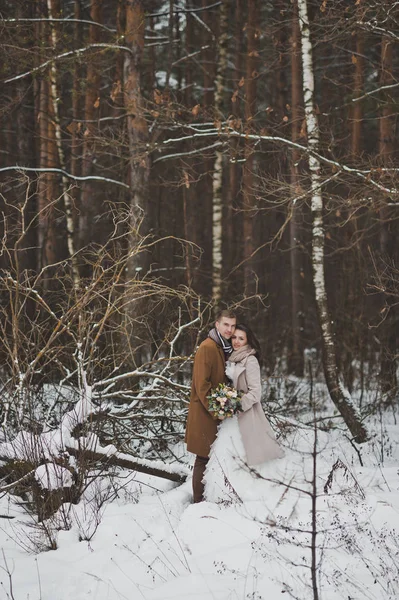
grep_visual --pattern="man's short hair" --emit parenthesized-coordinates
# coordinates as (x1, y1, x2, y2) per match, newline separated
(215, 309, 237, 322)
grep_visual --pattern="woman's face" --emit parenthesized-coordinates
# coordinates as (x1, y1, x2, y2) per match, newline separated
(232, 329, 248, 350)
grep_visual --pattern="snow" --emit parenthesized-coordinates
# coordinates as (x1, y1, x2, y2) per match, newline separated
(35, 464, 73, 490)
(1, 395, 399, 599)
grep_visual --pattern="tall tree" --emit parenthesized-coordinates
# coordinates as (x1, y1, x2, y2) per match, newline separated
(124, 0, 150, 282)
(378, 34, 397, 395)
(297, 0, 368, 443)
(79, 0, 103, 250)
(37, 4, 57, 277)
(288, 1, 305, 376)
(350, 29, 364, 158)
(211, 0, 228, 306)
(242, 0, 259, 294)
(47, 0, 79, 287)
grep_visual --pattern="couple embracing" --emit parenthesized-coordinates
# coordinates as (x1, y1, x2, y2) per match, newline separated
(185, 309, 284, 504)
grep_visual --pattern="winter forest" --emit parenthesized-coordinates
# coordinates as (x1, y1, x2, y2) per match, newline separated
(0, 1, 398, 599)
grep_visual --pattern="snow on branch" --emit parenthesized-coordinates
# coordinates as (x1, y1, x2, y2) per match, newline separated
(3, 17, 116, 33)
(0, 167, 130, 189)
(156, 127, 399, 195)
(3, 44, 136, 84)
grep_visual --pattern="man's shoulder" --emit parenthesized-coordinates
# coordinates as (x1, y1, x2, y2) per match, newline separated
(196, 337, 219, 354)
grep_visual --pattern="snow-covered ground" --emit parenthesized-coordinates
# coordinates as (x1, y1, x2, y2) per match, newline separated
(0, 398, 398, 600)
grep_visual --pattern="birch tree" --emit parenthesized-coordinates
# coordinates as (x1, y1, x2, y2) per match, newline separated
(211, 0, 228, 305)
(289, 1, 305, 377)
(47, 0, 80, 288)
(297, 0, 368, 443)
(37, 7, 57, 277)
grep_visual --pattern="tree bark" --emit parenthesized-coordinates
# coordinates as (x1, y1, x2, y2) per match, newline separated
(37, 4, 57, 277)
(378, 35, 397, 396)
(350, 31, 364, 158)
(297, 0, 368, 443)
(124, 0, 150, 281)
(289, 2, 305, 377)
(79, 0, 103, 250)
(228, 0, 243, 285)
(47, 0, 80, 288)
(242, 0, 259, 294)
(66, 445, 188, 483)
(211, 0, 228, 306)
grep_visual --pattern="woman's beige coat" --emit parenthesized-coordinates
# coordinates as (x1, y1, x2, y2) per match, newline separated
(229, 350, 284, 465)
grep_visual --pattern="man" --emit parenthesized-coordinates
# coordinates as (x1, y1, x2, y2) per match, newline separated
(185, 309, 237, 502)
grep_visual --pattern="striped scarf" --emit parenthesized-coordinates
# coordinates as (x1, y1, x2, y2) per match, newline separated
(208, 328, 233, 359)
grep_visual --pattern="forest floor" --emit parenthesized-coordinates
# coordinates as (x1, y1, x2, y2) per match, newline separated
(0, 380, 398, 600)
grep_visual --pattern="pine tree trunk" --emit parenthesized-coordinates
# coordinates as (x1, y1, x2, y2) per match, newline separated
(124, 0, 150, 280)
(297, 0, 368, 443)
(79, 0, 102, 250)
(242, 0, 258, 294)
(289, 2, 305, 377)
(351, 31, 364, 157)
(228, 0, 243, 284)
(378, 35, 397, 396)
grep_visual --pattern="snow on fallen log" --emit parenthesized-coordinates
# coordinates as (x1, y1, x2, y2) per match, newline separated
(35, 463, 74, 490)
(0, 370, 190, 487)
(65, 437, 190, 483)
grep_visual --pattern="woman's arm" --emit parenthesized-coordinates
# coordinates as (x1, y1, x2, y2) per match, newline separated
(240, 356, 262, 411)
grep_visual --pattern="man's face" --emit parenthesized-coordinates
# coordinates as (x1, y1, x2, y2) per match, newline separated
(215, 317, 236, 340)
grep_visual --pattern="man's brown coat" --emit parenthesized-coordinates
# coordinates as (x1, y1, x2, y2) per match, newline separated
(185, 337, 226, 457)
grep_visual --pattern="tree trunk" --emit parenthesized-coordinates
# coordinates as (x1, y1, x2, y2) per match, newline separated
(37, 6, 57, 277)
(211, 0, 228, 306)
(297, 0, 368, 443)
(124, 0, 150, 279)
(123, 0, 150, 362)
(79, 0, 103, 250)
(65, 445, 188, 483)
(350, 31, 364, 158)
(378, 35, 397, 396)
(242, 0, 259, 294)
(228, 0, 243, 287)
(289, 2, 305, 377)
(47, 0, 80, 288)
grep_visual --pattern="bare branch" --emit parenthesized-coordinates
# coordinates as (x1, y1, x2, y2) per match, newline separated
(3, 44, 136, 84)
(2, 17, 116, 33)
(0, 167, 130, 189)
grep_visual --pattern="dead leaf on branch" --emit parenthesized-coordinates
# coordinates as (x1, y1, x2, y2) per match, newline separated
(110, 81, 121, 102)
(184, 171, 190, 189)
(154, 89, 162, 105)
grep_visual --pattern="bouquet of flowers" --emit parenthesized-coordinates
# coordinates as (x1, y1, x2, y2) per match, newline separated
(207, 383, 243, 419)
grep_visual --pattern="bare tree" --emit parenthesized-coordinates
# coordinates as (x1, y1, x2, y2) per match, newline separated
(297, 0, 368, 443)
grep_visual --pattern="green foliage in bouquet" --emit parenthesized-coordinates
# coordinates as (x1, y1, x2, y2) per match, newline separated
(207, 383, 243, 419)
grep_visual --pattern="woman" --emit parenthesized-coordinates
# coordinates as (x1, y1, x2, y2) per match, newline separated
(204, 324, 284, 503)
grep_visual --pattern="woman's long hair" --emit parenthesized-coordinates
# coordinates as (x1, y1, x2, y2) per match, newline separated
(234, 323, 262, 364)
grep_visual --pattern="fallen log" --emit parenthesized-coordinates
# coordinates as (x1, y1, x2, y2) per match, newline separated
(65, 445, 190, 484)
